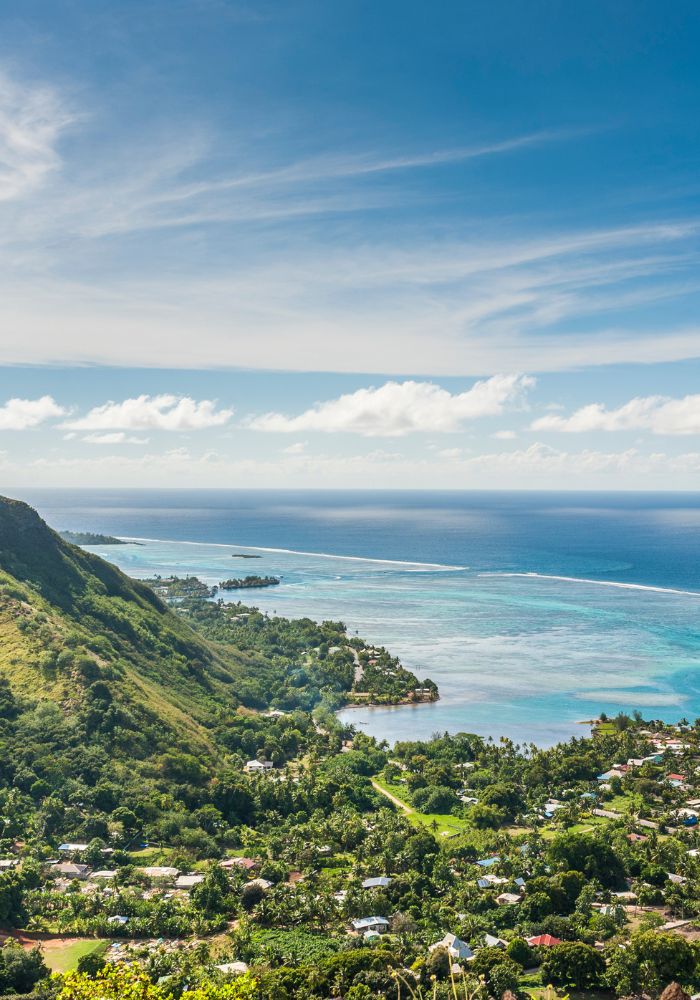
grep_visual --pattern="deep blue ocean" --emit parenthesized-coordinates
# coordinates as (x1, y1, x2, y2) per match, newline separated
(13, 489, 700, 746)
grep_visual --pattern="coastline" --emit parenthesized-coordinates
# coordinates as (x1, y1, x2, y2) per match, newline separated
(50, 501, 700, 747)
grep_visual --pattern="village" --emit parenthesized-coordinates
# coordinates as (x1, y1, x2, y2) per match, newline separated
(3, 714, 700, 998)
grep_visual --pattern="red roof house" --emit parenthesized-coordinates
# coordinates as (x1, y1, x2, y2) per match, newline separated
(526, 934, 562, 948)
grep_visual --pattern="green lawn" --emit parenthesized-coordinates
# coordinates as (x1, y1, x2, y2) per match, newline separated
(43, 939, 108, 974)
(606, 793, 640, 814)
(372, 775, 469, 837)
(595, 722, 617, 736)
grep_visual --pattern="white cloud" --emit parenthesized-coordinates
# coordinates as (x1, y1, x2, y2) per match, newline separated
(0, 72, 74, 201)
(18, 440, 700, 490)
(0, 395, 65, 430)
(493, 429, 517, 440)
(249, 375, 534, 437)
(532, 393, 700, 435)
(283, 441, 307, 454)
(464, 442, 643, 474)
(82, 432, 150, 444)
(64, 394, 234, 431)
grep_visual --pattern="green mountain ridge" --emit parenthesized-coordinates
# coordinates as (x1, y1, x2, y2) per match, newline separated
(0, 495, 261, 758)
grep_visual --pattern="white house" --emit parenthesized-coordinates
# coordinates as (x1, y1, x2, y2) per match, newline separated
(496, 892, 521, 906)
(175, 874, 205, 890)
(429, 933, 473, 961)
(142, 866, 180, 882)
(361, 876, 392, 889)
(217, 962, 249, 975)
(54, 862, 90, 880)
(484, 934, 507, 949)
(351, 916, 389, 934)
(246, 878, 273, 891)
(245, 760, 273, 773)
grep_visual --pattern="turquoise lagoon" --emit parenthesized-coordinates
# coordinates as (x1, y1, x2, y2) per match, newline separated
(17, 489, 700, 746)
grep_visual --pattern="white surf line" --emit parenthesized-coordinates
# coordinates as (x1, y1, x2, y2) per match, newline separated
(485, 571, 700, 599)
(118, 535, 467, 572)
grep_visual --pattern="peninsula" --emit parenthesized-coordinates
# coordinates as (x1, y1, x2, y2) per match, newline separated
(59, 530, 133, 545)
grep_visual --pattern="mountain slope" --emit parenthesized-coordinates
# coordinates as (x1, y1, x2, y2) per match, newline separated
(0, 496, 261, 757)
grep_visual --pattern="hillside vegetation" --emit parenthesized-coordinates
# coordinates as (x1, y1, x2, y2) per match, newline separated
(0, 496, 265, 757)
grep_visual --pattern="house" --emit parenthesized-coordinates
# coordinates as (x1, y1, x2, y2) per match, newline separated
(58, 843, 88, 853)
(91, 870, 117, 880)
(527, 931, 564, 948)
(246, 878, 273, 891)
(142, 866, 180, 882)
(667, 773, 687, 786)
(544, 800, 564, 813)
(107, 915, 128, 926)
(475, 856, 500, 868)
(175, 874, 204, 890)
(0, 860, 18, 870)
(351, 916, 389, 934)
(361, 876, 392, 889)
(612, 890, 637, 901)
(245, 760, 273, 773)
(217, 962, 249, 975)
(496, 892, 521, 906)
(477, 874, 507, 888)
(667, 873, 687, 885)
(220, 857, 257, 871)
(484, 934, 507, 949)
(429, 933, 473, 961)
(627, 833, 648, 843)
(54, 862, 89, 880)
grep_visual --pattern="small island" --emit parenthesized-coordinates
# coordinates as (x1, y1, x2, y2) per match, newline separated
(60, 530, 134, 546)
(219, 575, 280, 590)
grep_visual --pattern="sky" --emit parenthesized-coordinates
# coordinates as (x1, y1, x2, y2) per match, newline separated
(2, 0, 700, 488)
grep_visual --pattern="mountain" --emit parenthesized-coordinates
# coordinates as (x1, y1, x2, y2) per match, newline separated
(0, 495, 261, 758)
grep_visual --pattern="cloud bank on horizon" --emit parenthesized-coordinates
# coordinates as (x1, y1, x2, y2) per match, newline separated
(1, 0, 700, 487)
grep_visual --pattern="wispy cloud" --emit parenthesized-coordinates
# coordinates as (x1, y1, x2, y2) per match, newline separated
(0, 72, 74, 202)
(249, 375, 534, 436)
(1, 67, 699, 375)
(147, 128, 565, 209)
(19, 439, 700, 490)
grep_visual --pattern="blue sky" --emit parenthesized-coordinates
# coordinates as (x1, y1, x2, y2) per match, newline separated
(2, 0, 700, 487)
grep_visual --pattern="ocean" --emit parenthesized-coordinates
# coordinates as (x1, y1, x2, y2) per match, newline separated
(13, 488, 700, 747)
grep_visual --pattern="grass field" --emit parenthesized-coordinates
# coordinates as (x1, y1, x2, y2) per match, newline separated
(41, 939, 108, 973)
(371, 775, 469, 837)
